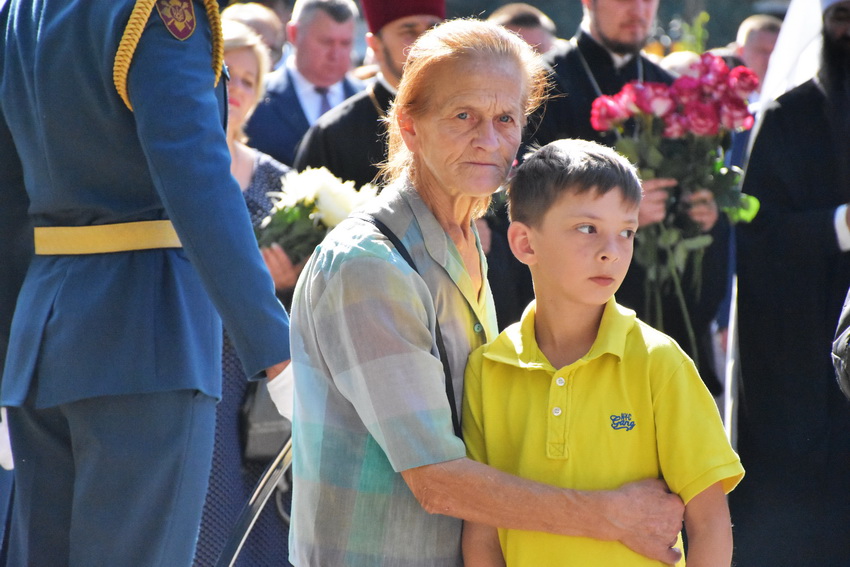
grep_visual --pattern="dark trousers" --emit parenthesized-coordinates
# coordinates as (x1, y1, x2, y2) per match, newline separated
(6, 390, 216, 567)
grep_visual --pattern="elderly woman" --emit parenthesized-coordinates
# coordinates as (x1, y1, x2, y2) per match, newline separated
(286, 19, 684, 566)
(193, 20, 296, 567)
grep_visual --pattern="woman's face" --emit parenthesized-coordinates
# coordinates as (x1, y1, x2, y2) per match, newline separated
(225, 46, 261, 134)
(401, 55, 525, 201)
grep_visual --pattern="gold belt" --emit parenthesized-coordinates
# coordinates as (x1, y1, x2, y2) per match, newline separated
(34, 220, 182, 255)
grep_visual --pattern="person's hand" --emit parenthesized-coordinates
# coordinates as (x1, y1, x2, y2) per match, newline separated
(605, 478, 685, 565)
(684, 189, 719, 233)
(261, 244, 305, 292)
(639, 178, 676, 227)
(266, 360, 290, 382)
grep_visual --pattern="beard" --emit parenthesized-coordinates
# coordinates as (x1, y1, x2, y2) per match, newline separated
(821, 29, 850, 99)
(380, 43, 404, 86)
(596, 28, 646, 56)
(820, 30, 850, 189)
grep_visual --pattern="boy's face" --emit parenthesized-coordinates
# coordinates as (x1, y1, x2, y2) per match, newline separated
(518, 187, 639, 309)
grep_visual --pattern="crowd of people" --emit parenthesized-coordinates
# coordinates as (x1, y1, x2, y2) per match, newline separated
(1, 0, 849, 565)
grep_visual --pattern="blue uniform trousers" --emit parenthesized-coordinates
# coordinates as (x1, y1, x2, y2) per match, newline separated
(6, 390, 216, 567)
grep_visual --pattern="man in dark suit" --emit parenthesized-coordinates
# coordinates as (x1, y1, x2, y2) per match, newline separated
(0, 1, 291, 564)
(245, 0, 363, 166)
(293, 0, 443, 189)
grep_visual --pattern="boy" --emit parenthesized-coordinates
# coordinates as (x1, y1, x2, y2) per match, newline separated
(461, 139, 744, 566)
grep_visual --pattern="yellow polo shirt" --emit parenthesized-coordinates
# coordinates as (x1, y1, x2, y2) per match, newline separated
(462, 299, 744, 566)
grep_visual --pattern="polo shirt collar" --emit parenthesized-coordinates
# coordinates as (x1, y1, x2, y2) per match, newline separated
(484, 297, 637, 370)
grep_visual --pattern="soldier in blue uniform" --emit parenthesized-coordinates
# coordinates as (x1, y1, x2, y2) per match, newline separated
(0, 1, 291, 565)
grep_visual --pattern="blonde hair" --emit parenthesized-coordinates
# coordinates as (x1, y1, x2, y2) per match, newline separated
(222, 19, 271, 127)
(381, 19, 549, 193)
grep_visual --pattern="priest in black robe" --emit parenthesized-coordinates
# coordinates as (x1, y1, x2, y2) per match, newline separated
(528, 0, 729, 394)
(732, 1, 850, 563)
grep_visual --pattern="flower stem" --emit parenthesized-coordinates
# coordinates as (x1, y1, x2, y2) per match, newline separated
(659, 225, 700, 368)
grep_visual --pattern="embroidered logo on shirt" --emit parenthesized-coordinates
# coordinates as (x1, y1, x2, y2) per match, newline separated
(156, 0, 196, 41)
(610, 413, 636, 431)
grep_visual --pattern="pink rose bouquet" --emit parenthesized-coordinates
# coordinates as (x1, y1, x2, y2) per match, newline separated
(590, 52, 761, 358)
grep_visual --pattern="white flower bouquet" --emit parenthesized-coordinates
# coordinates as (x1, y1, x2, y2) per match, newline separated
(257, 167, 378, 264)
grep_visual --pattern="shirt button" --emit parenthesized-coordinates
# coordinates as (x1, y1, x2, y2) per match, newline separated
(552, 407, 562, 417)
(556, 377, 565, 386)
(473, 323, 483, 333)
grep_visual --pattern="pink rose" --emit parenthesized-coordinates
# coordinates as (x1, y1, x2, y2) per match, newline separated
(684, 100, 720, 136)
(618, 82, 642, 114)
(634, 82, 676, 117)
(698, 52, 730, 77)
(662, 112, 689, 139)
(727, 66, 760, 100)
(672, 75, 702, 105)
(590, 95, 631, 131)
(697, 53, 730, 98)
(719, 95, 754, 130)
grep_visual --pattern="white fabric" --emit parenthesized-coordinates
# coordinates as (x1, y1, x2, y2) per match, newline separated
(0, 408, 13, 470)
(267, 365, 294, 421)
(749, 0, 824, 154)
(759, 0, 823, 111)
(835, 205, 850, 251)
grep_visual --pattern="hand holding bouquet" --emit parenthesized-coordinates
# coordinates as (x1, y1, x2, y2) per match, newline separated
(590, 52, 761, 360)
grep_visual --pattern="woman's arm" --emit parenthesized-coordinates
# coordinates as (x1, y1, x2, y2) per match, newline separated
(463, 520, 505, 567)
(681, 482, 732, 567)
(401, 458, 684, 564)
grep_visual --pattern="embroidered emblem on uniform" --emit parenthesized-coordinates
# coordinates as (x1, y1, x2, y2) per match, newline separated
(610, 413, 636, 431)
(156, 0, 196, 40)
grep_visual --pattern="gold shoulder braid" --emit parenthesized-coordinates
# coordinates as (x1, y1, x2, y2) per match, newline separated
(113, 0, 224, 111)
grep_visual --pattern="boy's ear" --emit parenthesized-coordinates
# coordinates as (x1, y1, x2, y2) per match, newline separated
(507, 221, 536, 266)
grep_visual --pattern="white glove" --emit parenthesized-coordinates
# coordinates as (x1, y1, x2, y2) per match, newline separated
(0, 408, 14, 470)
(267, 364, 294, 421)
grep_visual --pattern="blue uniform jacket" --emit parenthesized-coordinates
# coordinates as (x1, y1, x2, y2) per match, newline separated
(0, 0, 291, 408)
(244, 67, 363, 166)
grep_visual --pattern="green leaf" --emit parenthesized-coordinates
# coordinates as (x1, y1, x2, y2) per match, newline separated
(645, 146, 665, 170)
(658, 226, 681, 248)
(724, 194, 761, 224)
(615, 138, 641, 164)
(681, 234, 713, 251)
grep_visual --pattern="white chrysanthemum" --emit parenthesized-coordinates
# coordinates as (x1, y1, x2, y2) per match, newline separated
(314, 174, 359, 227)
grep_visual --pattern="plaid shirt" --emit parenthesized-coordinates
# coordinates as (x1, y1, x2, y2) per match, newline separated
(288, 180, 497, 566)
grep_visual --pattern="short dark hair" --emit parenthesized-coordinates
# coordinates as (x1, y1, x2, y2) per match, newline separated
(292, 0, 358, 25)
(508, 139, 642, 227)
(488, 3, 557, 35)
